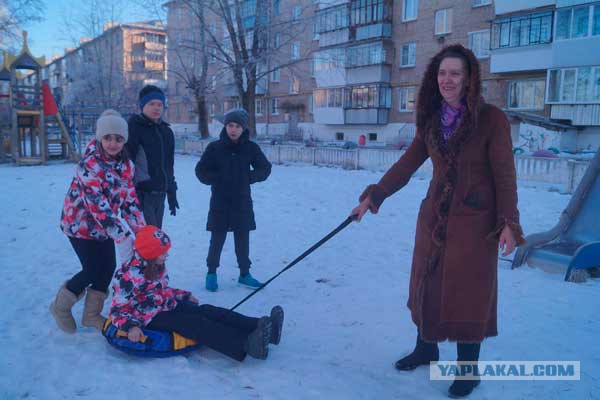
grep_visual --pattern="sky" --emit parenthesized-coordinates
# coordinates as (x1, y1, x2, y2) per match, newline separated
(21, 0, 164, 60)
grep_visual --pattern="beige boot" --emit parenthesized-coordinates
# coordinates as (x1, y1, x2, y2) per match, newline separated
(50, 283, 83, 333)
(81, 288, 108, 331)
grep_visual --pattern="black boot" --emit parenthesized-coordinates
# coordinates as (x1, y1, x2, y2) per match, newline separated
(394, 334, 439, 371)
(269, 306, 284, 345)
(244, 317, 271, 360)
(448, 342, 481, 398)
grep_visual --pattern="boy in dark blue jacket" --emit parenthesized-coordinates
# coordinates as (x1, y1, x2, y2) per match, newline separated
(127, 85, 179, 228)
(195, 109, 272, 291)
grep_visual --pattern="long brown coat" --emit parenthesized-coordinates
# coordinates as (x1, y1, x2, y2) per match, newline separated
(361, 46, 525, 342)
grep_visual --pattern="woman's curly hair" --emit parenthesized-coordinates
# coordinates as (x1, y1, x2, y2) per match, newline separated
(416, 44, 482, 131)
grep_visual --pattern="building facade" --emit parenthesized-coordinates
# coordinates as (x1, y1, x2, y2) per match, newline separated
(167, 0, 600, 152)
(42, 21, 167, 124)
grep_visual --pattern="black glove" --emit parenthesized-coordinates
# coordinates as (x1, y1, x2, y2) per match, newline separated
(167, 191, 179, 216)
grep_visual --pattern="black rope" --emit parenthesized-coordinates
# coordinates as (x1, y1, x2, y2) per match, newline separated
(229, 214, 358, 312)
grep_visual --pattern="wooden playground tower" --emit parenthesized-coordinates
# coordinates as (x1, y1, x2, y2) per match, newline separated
(0, 32, 77, 164)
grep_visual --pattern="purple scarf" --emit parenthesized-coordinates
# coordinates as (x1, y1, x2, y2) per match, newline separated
(440, 99, 467, 142)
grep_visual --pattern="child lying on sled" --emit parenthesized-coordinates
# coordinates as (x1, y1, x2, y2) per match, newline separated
(109, 225, 284, 361)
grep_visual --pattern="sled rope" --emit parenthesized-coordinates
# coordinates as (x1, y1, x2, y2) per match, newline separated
(229, 214, 358, 312)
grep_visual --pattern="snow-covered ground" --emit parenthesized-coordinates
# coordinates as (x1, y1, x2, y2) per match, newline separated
(1, 155, 598, 400)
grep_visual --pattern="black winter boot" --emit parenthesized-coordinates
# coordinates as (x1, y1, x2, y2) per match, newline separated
(394, 334, 439, 371)
(448, 342, 481, 398)
(244, 317, 271, 360)
(269, 306, 284, 345)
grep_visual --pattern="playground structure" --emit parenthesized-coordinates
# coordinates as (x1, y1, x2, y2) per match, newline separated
(512, 147, 600, 281)
(0, 32, 77, 165)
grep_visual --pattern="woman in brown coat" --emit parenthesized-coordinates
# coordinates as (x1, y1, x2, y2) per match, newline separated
(352, 44, 525, 398)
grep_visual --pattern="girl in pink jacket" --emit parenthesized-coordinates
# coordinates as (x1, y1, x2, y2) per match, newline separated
(51, 109, 145, 334)
(110, 225, 284, 361)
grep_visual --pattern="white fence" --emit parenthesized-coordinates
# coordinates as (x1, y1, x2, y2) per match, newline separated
(176, 138, 590, 194)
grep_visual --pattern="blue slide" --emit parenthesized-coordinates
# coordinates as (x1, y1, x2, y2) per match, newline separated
(512, 148, 600, 281)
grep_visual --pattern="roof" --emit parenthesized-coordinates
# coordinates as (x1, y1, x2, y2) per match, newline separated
(504, 110, 582, 131)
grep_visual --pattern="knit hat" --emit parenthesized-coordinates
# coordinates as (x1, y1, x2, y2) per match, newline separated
(223, 108, 249, 130)
(96, 109, 128, 141)
(139, 85, 166, 110)
(134, 225, 172, 260)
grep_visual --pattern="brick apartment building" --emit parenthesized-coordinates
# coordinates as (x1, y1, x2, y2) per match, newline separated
(40, 21, 167, 128)
(166, 0, 600, 152)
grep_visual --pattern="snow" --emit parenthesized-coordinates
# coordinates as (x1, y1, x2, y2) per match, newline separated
(1, 155, 599, 400)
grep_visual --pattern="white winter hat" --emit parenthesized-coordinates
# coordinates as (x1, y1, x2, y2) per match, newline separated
(96, 109, 128, 141)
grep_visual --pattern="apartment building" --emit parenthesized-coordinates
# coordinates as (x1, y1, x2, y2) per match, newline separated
(42, 21, 167, 119)
(491, 0, 600, 152)
(166, 0, 599, 152)
(165, 0, 317, 137)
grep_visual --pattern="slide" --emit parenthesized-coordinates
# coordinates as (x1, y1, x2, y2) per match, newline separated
(512, 148, 600, 281)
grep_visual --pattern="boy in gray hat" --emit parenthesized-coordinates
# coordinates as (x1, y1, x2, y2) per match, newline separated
(195, 108, 272, 291)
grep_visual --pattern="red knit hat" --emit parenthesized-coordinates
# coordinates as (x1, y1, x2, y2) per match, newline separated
(134, 225, 171, 260)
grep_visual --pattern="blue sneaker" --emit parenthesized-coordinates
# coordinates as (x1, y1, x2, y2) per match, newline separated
(205, 273, 218, 292)
(238, 273, 263, 289)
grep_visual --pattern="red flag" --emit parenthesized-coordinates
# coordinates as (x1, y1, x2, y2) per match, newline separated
(42, 82, 58, 116)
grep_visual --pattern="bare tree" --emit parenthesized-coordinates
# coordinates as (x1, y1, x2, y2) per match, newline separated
(0, 0, 44, 51)
(142, 0, 314, 137)
(166, 0, 212, 138)
(59, 0, 147, 112)
(205, 0, 314, 136)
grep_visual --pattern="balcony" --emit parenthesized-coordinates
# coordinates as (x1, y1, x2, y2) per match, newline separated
(313, 107, 345, 124)
(344, 108, 388, 124)
(490, 11, 553, 73)
(345, 41, 392, 84)
(494, 0, 554, 15)
(222, 76, 267, 97)
(346, 64, 390, 85)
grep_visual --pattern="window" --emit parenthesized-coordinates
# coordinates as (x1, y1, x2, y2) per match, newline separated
(273, 0, 280, 16)
(435, 8, 452, 35)
(292, 5, 301, 22)
(469, 30, 490, 58)
(316, 4, 349, 34)
(211, 75, 217, 90)
(402, 0, 418, 22)
(273, 33, 281, 49)
(472, 0, 491, 7)
(547, 66, 600, 103)
(508, 80, 545, 110)
(291, 42, 300, 60)
(314, 48, 345, 72)
(556, 9, 572, 40)
(492, 12, 552, 48)
(271, 65, 280, 82)
(594, 5, 600, 36)
(573, 7, 589, 38)
(289, 76, 300, 94)
(368, 133, 377, 141)
(400, 42, 416, 67)
(336, 132, 344, 141)
(351, 0, 390, 26)
(270, 98, 279, 115)
(255, 99, 263, 115)
(346, 42, 387, 68)
(555, 5, 600, 40)
(314, 88, 344, 107)
(309, 94, 313, 113)
(345, 85, 391, 108)
(398, 86, 416, 112)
